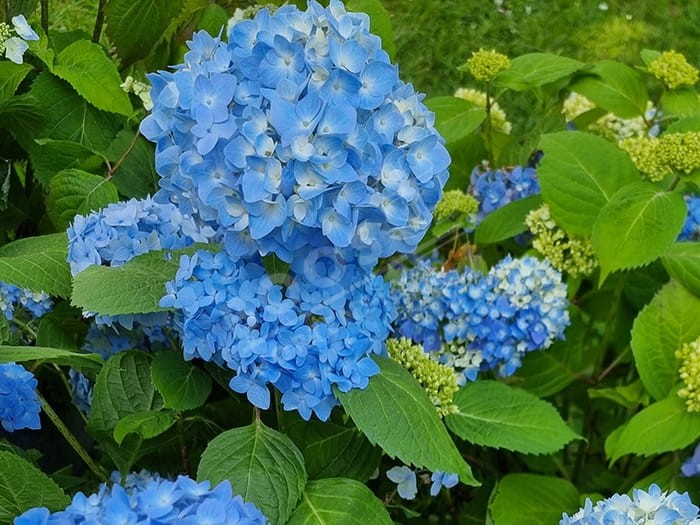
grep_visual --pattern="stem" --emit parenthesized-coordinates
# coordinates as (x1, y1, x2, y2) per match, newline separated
(92, 0, 106, 43)
(595, 346, 630, 383)
(108, 131, 140, 178)
(40, 0, 48, 35)
(484, 82, 494, 165)
(38, 392, 109, 481)
(669, 173, 681, 191)
(177, 412, 190, 476)
(11, 317, 37, 341)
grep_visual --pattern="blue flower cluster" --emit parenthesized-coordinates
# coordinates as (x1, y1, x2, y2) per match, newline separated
(161, 248, 395, 420)
(386, 466, 459, 500)
(66, 196, 212, 276)
(0, 362, 41, 432)
(140, 0, 449, 268)
(469, 163, 539, 224)
(14, 471, 268, 524)
(560, 484, 699, 525)
(679, 195, 700, 241)
(682, 442, 700, 477)
(0, 281, 52, 321)
(392, 255, 569, 380)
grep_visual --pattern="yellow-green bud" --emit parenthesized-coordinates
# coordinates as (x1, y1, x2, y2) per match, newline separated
(453, 87, 512, 134)
(618, 137, 671, 182)
(434, 189, 478, 222)
(677, 337, 700, 413)
(525, 204, 597, 277)
(387, 338, 459, 417)
(649, 50, 699, 89)
(658, 132, 700, 175)
(466, 49, 511, 82)
(0, 23, 11, 55)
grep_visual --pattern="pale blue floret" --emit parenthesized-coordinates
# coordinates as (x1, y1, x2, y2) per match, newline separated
(386, 466, 418, 500)
(430, 470, 459, 496)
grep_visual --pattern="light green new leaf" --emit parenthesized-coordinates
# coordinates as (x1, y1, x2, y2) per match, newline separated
(592, 182, 686, 282)
(197, 420, 307, 525)
(51, 40, 132, 116)
(337, 356, 478, 486)
(0, 451, 69, 522)
(662, 242, 700, 298)
(424, 96, 486, 144)
(0, 345, 103, 374)
(487, 474, 579, 525)
(71, 249, 183, 316)
(113, 410, 176, 445)
(538, 131, 639, 235)
(474, 194, 542, 244)
(46, 169, 119, 230)
(492, 53, 584, 91)
(445, 381, 580, 454)
(631, 280, 700, 400)
(606, 396, 700, 463)
(287, 478, 393, 525)
(570, 60, 648, 118)
(151, 351, 212, 411)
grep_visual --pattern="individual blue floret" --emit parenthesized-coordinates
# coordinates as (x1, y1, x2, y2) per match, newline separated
(386, 466, 418, 500)
(0, 362, 41, 432)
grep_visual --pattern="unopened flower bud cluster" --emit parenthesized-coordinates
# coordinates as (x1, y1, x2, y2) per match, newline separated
(677, 337, 700, 413)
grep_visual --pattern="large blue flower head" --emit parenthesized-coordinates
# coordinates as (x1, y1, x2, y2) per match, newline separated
(469, 162, 540, 224)
(14, 471, 269, 524)
(0, 362, 41, 432)
(160, 247, 396, 421)
(140, 0, 449, 268)
(560, 484, 699, 525)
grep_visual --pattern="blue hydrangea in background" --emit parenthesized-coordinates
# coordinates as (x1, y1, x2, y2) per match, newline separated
(0, 362, 41, 432)
(679, 195, 700, 241)
(392, 255, 569, 381)
(14, 471, 269, 524)
(681, 442, 700, 477)
(469, 162, 540, 224)
(140, 0, 449, 269)
(559, 484, 699, 524)
(0, 281, 52, 321)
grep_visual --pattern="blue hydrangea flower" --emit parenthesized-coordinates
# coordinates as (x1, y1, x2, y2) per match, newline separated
(0, 281, 52, 321)
(14, 471, 269, 524)
(430, 470, 459, 496)
(392, 255, 569, 381)
(140, 0, 449, 269)
(679, 195, 700, 241)
(469, 163, 540, 224)
(386, 466, 417, 500)
(682, 442, 700, 477)
(560, 484, 700, 524)
(0, 362, 41, 432)
(160, 247, 396, 421)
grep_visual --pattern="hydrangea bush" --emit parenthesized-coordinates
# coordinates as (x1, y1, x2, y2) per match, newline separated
(1, 0, 700, 524)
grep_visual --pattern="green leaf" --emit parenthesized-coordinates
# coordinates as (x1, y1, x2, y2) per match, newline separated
(37, 302, 88, 351)
(30, 139, 102, 186)
(336, 356, 478, 486)
(51, 40, 132, 116)
(0, 450, 70, 522)
(104, 130, 158, 198)
(150, 351, 212, 411)
(631, 280, 700, 400)
(197, 419, 307, 525)
(88, 351, 163, 437)
(606, 396, 700, 463)
(445, 381, 579, 454)
(424, 96, 486, 144)
(263, 253, 291, 287)
(196, 3, 229, 35)
(588, 380, 648, 410)
(0, 233, 72, 298)
(113, 410, 176, 445)
(71, 249, 183, 316)
(537, 131, 639, 235)
(0, 345, 103, 374)
(570, 60, 648, 118)
(0, 62, 33, 104)
(46, 169, 119, 230)
(492, 53, 584, 91)
(287, 478, 393, 525)
(346, 0, 395, 59)
(474, 194, 542, 244)
(487, 474, 579, 525)
(662, 88, 700, 118)
(662, 242, 700, 297)
(105, 0, 184, 66)
(592, 182, 686, 282)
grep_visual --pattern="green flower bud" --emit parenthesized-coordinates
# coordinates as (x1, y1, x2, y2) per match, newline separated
(434, 189, 478, 222)
(0, 23, 11, 55)
(649, 50, 699, 89)
(619, 136, 671, 182)
(465, 49, 511, 82)
(677, 337, 700, 413)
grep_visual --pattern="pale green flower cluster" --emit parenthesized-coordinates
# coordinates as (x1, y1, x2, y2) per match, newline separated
(525, 204, 597, 277)
(0, 23, 10, 55)
(649, 50, 699, 89)
(677, 338, 700, 413)
(563, 93, 649, 141)
(453, 87, 512, 134)
(387, 338, 459, 417)
(620, 132, 700, 180)
(120, 76, 153, 111)
(434, 189, 478, 222)
(466, 49, 511, 82)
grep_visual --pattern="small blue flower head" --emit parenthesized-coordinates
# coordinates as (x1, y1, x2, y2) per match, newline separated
(14, 471, 269, 524)
(387, 465, 418, 500)
(679, 195, 700, 241)
(469, 162, 540, 224)
(560, 484, 700, 525)
(682, 442, 700, 477)
(430, 470, 459, 496)
(0, 281, 52, 322)
(0, 362, 41, 432)
(141, 0, 449, 269)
